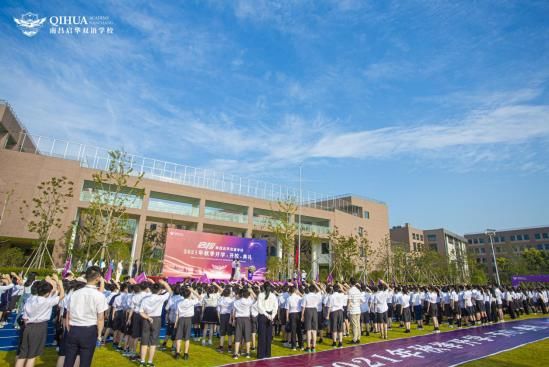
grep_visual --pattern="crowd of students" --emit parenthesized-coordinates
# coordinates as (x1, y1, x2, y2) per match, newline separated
(1, 268, 548, 367)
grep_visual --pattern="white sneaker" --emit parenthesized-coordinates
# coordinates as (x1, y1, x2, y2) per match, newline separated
(202, 339, 206, 346)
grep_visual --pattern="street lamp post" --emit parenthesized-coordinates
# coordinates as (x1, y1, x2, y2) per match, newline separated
(486, 229, 501, 286)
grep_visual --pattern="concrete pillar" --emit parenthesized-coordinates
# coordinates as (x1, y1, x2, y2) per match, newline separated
(311, 242, 320, 280)
(197, 198, 205, 232)
(129, 215, 146, 275)
(246, 206, 253, 238)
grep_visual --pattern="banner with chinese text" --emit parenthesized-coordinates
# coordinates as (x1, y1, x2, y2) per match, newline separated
(162, 229, 267, 280)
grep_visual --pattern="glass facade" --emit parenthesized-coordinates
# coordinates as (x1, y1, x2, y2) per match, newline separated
(147, 191, 199, 217)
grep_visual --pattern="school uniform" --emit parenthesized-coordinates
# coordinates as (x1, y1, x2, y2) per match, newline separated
(256, 292, 278, 359)
(411, 292, 423, 322)
(427, 292, 438, 317)
(176, 298, 199, 341)
(202, 293, 220, 324)
(360, 291, 371, 326)
(166, 294, 182, 341)
(286, 293, 303, 348)
(19, 294, 59, 358)
(131, 292, 147, 338)
(327, 292, 346, 332)
(217, 296, 235, 336)
(63, 285, 108, 367)
(139, 292, 171, 346)
(302, 292, 322, 332)
(233, 297, 254, 344)
(400, 294, 412, 323)
(373, 290, 389, 324)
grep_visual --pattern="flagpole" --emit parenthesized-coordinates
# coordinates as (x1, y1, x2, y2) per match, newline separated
(298, 165, 302, 277)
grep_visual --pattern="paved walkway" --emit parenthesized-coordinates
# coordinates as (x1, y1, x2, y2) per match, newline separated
(226, 318, 549, 367)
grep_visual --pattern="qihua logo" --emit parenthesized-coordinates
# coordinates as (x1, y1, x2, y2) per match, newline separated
(13, 12, 47, 37)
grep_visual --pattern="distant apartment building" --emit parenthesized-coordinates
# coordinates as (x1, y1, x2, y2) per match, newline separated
(390, 223, 425, 252)
(390, 224, 469, 279)
(0, 101, 390, 278)
(464, 225, 549, 278)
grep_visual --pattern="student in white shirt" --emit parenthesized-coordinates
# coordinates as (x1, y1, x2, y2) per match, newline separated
(63, 266, 108, 367)
(256, 282, 278, 359)
(301, 283, 322, 352)
(326, 284, 346, 347)
(15, 274, 64, 367)
(400, 287, 412, 333)
(138, 280, 172, 367)
(201, 283, 221, 346)
(360, 286, 371, 336)
(216, 287, 235, 353)
(286, 286, 303, 350)
(231, 287, 256, 359)
(426, 286, 440, 333)
(174, 287, 201, 360)
(373, 281, 390, 340)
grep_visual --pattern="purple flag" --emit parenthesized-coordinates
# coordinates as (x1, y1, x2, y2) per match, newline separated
(326, 273, 333, 284)
(369, 279, 375, 287)
(199, 273, 210, 284)
(62, 256, 72, 278)
(104, 262, 113, 282)
(134, 272, 147, 283)
(315, 273, 319, 282)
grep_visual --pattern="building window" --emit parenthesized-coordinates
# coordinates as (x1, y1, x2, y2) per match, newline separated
(149, 223, 157, 231)
(430, 243, 438, 251)
(535, 233, 541, 240)
(524, 234, 530, 240)
(480, 248, 486, 253)
(474, 248, 479, 254)
(517, 234, 523, 241)
(473, 238, 478, 244)
(468, 239, 472, 244)
(476, 258, 481, 264)
(321, 242, 330, 254)
(364, 211, 370, 219)
(537, 244, 544, 250)
(545, 244, 549, 250)
(413, 243, 417, 252)
(269, 246, 277, 257)
(481, 257, 487, 263)
(358, 227, 364, 236)
(427, 234, 436, 241)
(542, 233, 549, 239)
(510, 235, 516, 241)
(176, 224, 183, 229)
(420, 235, 424, 241)
(479, 238, 484, 243)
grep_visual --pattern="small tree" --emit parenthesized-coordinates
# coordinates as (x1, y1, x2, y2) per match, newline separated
(268, 199, 297, 279)
(19, 176, 74, 269)
(328, 226, 360, 281)
(80, 150, 144, 264)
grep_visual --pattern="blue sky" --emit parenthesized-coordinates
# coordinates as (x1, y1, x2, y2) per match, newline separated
(1, 1, 548, 234)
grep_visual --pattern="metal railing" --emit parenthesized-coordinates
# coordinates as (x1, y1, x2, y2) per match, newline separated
(11, 132, 385, 211)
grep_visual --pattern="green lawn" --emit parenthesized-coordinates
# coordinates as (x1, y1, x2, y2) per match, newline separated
(0, 314, 546, 367)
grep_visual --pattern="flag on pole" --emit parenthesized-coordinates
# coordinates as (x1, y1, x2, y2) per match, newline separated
(315, 272, 319, 282)
(326, 273, 333, 284)
(62, 256, 72, 278)
(104, 262, 113, 282)
(134, 272, 147, 283)
(369, 279, 375, 287)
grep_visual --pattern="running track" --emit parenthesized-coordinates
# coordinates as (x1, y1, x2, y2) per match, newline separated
(226, 318, 549, 367)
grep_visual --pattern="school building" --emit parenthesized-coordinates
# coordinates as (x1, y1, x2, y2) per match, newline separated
(465, 225, 549, 278)
(390, 223, 469, 279)
(0, 101, 390, 279)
